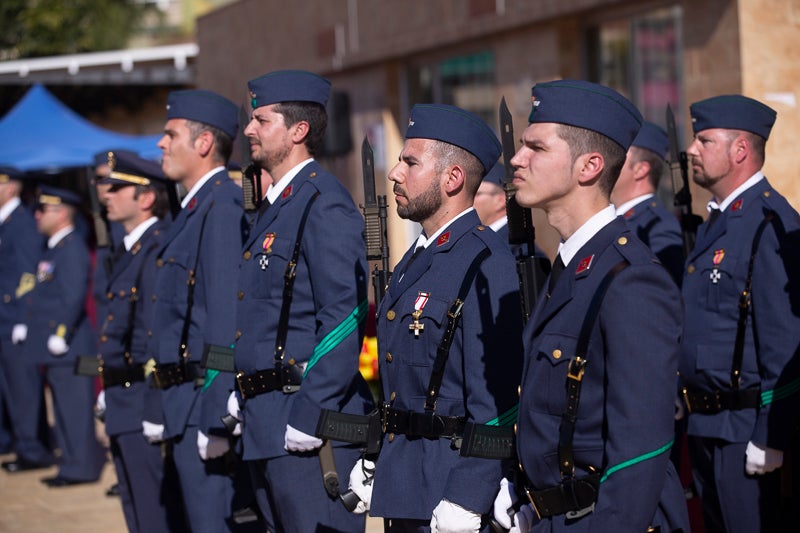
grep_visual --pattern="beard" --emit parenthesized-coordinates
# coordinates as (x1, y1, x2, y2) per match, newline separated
(252, 140, 291, 173)
(396, 179, 441, 222)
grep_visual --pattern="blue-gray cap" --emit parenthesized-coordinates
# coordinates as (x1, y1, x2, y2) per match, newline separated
(248, 70, 331, 109)
(631, 122, 669, 160)
(482, 160, 505, 187)
(528, 79, 643, 150)
(405, 104, 501, 174)
(690, 95, 776, 140)
(99, 150, 167, 188)
(166, 89, 239, 140)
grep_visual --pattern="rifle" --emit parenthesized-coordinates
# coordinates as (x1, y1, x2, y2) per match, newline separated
(666, 104, 702, 258)
(237, 104, 263, 216)
(499, 97, 550, 323)
(87, 175, 111, 250)
(360, 136, 391, 307)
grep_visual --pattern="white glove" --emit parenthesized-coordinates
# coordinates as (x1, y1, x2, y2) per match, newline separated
(197, 430, 230, 460)
(96, 390, 106, 412)
(284, 423, 323, 452)
(142, 420, 165, 444)
(430, 499, 482, 533)
(674, 397, 685, 421)
(745, 441, 783, 475)
(348, 458, 376, 514)
(226, 390, 242, 436)
(493, 477, 518, 530)
(11, 324, 27, 344)
(47, 334, 68, 356)
(510, 503, 535, 533)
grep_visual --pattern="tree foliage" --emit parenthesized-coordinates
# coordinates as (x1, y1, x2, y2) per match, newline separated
(0, 0, 149, 59)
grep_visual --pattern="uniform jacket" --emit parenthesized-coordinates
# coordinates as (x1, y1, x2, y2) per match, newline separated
(146, 171, 246, 439)
(19, 230, 96, 365)
(0, 203, 44, 337)
(680, 178, 800, 450)
(371, 211, 523, 520)
(620, 197, 684, 286)
(100, 219, 168, 436)
(517, 218, 685, 532)
(234, 160, 373, 460)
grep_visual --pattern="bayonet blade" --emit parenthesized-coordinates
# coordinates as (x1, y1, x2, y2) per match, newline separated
(362, 136, 377, 209)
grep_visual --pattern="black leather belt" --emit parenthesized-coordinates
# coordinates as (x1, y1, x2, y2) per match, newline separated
(383, 407, 465, 439)
(152, 361, 204, 389)
(236, 363, 303, 398)
(682, 386, 760, 414)
(101, 364, 145, 388)
(524, 471, 601, 520)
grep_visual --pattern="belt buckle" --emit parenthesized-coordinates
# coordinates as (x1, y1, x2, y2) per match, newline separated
(523, 485, 543, 520)
(380, 403, 390, 434)
(235, 371, 247, 397)
(681, 387, 693, 414)
(152, 367, 164, 389)
(567, 357, 587, 382)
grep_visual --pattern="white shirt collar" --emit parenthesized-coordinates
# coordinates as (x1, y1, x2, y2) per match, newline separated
(557, 205, 617, 266)
(0, 196, 21, 223)
(414, 207, 475, 250)
(180, 166, 225, 208)
(614, 193, 654, 216)
(123, 216, 159, 252)
(48, 226, 74, 249)
(266, 158, 314, 204)
(706, 171, 764, 212)
(489, 215, 508, 233)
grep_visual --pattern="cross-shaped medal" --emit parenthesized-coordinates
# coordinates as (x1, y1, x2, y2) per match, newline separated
(710, 267, 721, 284)
(409, 309, 424, 337)
(259, 254, 269, 271)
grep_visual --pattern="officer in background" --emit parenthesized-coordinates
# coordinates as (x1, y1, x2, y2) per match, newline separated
(144, 89, 248, 532)
(494, 80, 689, 532)
(0, 167, 46, 462)
(225, 69, 371, 533)
(679, 95, 800, 533)
(349, 104, 524, 531)
(610, 121, 683, 286)
(96, 151, 187, 532)
(14, 186, 105, 486)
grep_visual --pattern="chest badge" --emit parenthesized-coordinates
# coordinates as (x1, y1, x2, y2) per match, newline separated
(409, 291, 430, 337)
(260, 233, 275, 271)
(710, 249, 725, 284)
(36, 260, 54, 282)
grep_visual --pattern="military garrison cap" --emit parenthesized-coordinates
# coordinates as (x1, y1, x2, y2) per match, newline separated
(405, 104, 501, 174)
(690, 95, 776, 140)
(528, 79, 643, 150)
(98, 150, 167, 188)
(248, 70, 331, 109)
(482, 160, 505, 187)
(166, 89, 239, 140)
(631, 121, 669, 161)
(38, 185, 82, 207)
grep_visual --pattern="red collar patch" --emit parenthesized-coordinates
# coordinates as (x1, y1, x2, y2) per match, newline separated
(623, 208, 634, 219)
(188, 197, 197, 210)
(436, 232, 450, 247)
(730, 198, 744, 211)
(575, 255, 595, 274)
(281, 185, 293, 199)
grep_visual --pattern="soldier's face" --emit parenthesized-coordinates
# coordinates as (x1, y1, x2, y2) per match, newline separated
(244, 104, 292, 174)
(158, 118, 198, 182)
(34, 204, 64, 237)
(510, 122, 576, 210)
(104, 185, 138, 224)
(388, 138, 442, 223)
(686, 128, 734, 190)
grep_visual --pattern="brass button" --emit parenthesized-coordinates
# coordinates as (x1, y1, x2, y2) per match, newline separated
(148, 330, 152, 337)
(156, 258, 164, 267)
(388, 433, 394, 442)
(118, 290, 126, 298)
(617, 236, 628, 245)
(243, 251, 251, 260)
(151, 294, 157, 302)
(288, 358, 296, 365)
(168, 257, 175, 264)
(477, 225, 485, 231)
(764, 191, 771, 198)
(386, 352, 393, 362)
(107, 291, 114, 299)
(100, 335, 108, 343)
(687, 264, 696, 274)
(390, 391, 396, 401)
(235, 330, 242, 340)
(238, 291, 245, 300)
(387, 310, 396, 321)
(310, 172, 317, 178)
(552, 349, 562, 359)
(107, 314, 114, 322)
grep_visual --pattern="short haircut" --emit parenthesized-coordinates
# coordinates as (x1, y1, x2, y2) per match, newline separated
(273, 101, 328, 157)
(185, 120, 233, 164)
(430, 140, 486, 197)
(132, 185, 170, 219)
(629, 146, 667, 190)
(727, 130, 766, 165)
(556, 124, 626, 196)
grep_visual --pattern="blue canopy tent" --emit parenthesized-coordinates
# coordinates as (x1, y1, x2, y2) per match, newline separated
(0, 83, 161, 172)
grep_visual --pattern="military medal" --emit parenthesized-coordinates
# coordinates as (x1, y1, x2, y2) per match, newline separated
(260, 233, 275, 271)
(409, 291, 429, 337)
(710, 249, 724, 284)
(36, 260, 54, 282)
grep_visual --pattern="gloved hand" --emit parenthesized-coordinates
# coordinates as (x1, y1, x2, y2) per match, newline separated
(142, 420, 165, 444)
(493, 477, 518, 530)
(674, 397, 685, 421)
(94, 390, 106, 421)
(226, 390, 243, 436)
(745, 441, 783, 475)
(348, 458, 376, 514)
(284, 424, 323, 452)
(197, 430, 230, 460)
(430, 499, 482, 533)
(11, 324, 27, 344)
(47, 334, 68, 356)
(510, 503, 535, 533)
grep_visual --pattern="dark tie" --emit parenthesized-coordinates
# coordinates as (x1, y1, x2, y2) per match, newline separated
(400, 246, 424, 279)
(548, 254, 565, 294)
(256, 197, 271, 222)
(705, 208, 721, 234)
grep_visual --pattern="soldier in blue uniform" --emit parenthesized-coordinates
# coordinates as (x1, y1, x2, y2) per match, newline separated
(144, 89, 249, 532)
(0, 167, 47, 463)
(347, 104, 523, 531)
(96, 151, 187, 532)
(493, 80, 689, 532)
(223, 69, 371, 533)
(611, 121, 683, 286)
(679, 95, 800, 533)
(13, 186, 105, 486)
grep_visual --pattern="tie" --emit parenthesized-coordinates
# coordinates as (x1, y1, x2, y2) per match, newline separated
(705, 208, 721, 234)
(548, 254, 565, 294)
(256, 197, 271, 222)
(399, 246, 424, 279)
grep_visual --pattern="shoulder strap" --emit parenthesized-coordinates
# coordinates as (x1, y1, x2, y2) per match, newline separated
(120, 239, 160, 366)
(558, 260, 629, 479)
(423, 247, 492, 413)
(178, 202, 214, 362)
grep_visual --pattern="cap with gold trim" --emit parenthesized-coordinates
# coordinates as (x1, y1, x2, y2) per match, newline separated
(97, 150, 167, 189)
(0, 166, 24, 183)
(37, 185, 82, 207)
